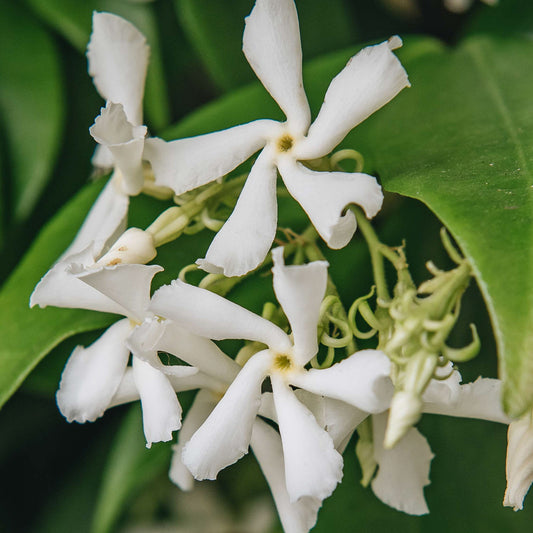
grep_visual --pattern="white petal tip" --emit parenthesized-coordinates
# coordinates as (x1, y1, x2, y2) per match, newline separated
(388, 35, 403, 50)
(195, 258, 224, 275)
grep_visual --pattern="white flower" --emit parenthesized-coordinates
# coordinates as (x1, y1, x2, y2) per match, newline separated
(144, 0, 410, 277)
(319, 370, 511, 515)
(444, 0, 497, 14)
(63, 12, 150, 259)
(504, 411, 533, 511)
(149, 247, 393, 503)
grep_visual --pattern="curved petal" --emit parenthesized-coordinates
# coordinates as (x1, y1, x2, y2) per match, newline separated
(251, 419, 321, 533)
(242, 0, 310, 135)
(272, 375, 343, 502)
(59, 175, 129, 260)
(504, 416, 533, 511)
(56, 318, 131, 423)
(289, 349, 393, 414)
(371, 412, 433, 515)
(197, 148, 278, 277)
(30, 248, 132, 316)
(132, 356, 182, 448)
(90, 102, 147, 195)
(271, 247, 327, 365)
(150, 280, 291, 353)
(92, 144, 114, 170)
(144, 120, 276, 195)
(87, 12, 148, 126)
(423, 377, 511, 424)
(278, 159, 383, 249)
(78, 264, 163, 322)
(182, 350, 272, 480)
(294, 37, 410, 160)
(170, 390, 217, 491)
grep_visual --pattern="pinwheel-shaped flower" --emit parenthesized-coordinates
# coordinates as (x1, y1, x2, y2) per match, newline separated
(145, 0, 410, 276)
(64, 12, 150, 258)
(150, 247, 393, 502)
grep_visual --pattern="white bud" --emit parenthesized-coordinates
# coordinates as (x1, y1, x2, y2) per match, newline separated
(384, 390, 423, 449)
(96, 228, 156, 267)
(504, 414, 533, 511)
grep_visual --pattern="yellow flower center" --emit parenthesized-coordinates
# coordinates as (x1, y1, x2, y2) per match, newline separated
(273, 353, 293, 371)
(277, 134, 294, 153)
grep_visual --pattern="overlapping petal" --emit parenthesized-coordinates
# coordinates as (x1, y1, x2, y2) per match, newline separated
(59, 177, 129, 260)
(170, 390, 217, 491)
(271, 375, 343, 502)
(90, 102, 147, 195)
(132, 356, 182, 448)
(371, 412, 433, 515)
(144, 120, 276, 195)
(56, 318, 131, 423)
(294, 37, 410, 160)
(278, 158, 383, 248)
(289, 349, 393, 413)
(150, 280, 291, 352)
(197, 148, 278, 276)
(78, 264, 163, 322)
(251, 419, 321, 533)
(182, 350, 272, 480)
(271, 247, 327, 365)
(243, 0, 310, 135)
(87, 12, 149, 126)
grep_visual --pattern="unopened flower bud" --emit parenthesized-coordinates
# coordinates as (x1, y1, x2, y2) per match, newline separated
(384, 390, 423, 449)
(96, 228, 157, 266)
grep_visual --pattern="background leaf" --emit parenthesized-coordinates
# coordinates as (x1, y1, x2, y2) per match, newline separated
(0, 0, 64, 221)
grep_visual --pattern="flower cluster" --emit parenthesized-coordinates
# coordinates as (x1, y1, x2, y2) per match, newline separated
(30, 1, 531, 531)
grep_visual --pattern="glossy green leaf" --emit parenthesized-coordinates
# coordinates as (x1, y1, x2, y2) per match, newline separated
(174, 0, 355, 92)
(91, 406, 172, 533)
(25, 0, 170, 130)
(349, 35, 533, 417)
(0, 180, 114, 410)
(0, 1, 64, 220)
(162, 34, 533, 416)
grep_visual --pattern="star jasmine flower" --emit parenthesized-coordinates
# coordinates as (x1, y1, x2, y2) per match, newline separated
(144, 0, 410, 277)
(149, 247, 393, 502)
(32, 258, 232, 448)
(316, 370, 511, 515)
(63, 12, 151, 258)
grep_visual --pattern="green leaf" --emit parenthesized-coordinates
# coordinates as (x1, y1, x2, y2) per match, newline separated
(174, 0, 355, 92)
(0, 179, 114, 410)
(163, 33, 533, 416)
(25, 0, 170, 130)
(0, 1, 64, 220)
(465, 0, 533, 37)
(91, 406, 172, 533)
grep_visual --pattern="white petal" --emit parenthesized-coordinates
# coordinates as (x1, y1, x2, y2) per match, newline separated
(92, 144, 114, 170)
(289, 349, 393, 413)
(144, 120, 276, 195)
(242, 0, 310, 135)
(504, 415, 533, 511)
(87, 12, 149, 126)
(182, 350, 272, 480)
(90, 102, 147, 195)
(128, 318, 238, 383)
(150, 280, 291, 353)
(294, 38, 410, 160)
(371, 412, 433, 515)
(197, 148, 278, 277)
(423, 377, 511, 424)
(30, 247, 132, 315)
(56, 318, 131, 423)
(132, 356, 182, 448)
(271, 374, 343, 502)
(77, 264, 163, 322)
(59, 175, 129, 260)
(271, 247, 327, 365)
(251, 419, 321, 533)
(170, 390, 217, 491)
(296, 391, 368, 452)
(278, 159, 383, 249)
